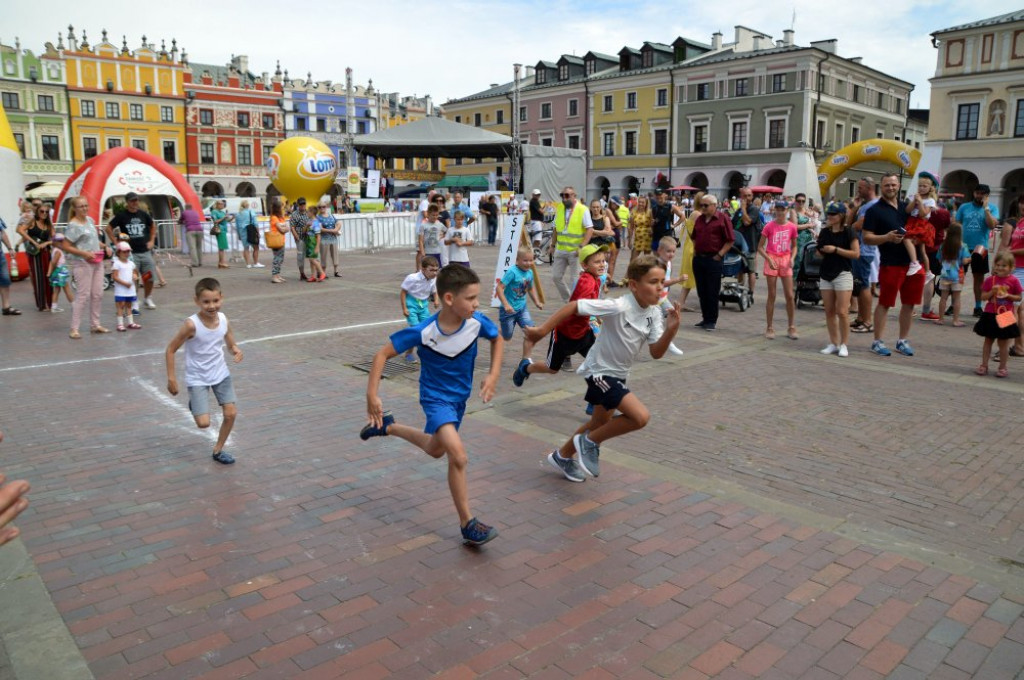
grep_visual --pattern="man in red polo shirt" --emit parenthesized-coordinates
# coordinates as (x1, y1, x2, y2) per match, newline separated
(690, 195, 735, 331)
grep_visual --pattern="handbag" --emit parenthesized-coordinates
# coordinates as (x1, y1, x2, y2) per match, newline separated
(995, 305, 1018, 329)
(265, 224, 285, 249)
(23, 240, 40, 256)
(210, 223, 221, 236)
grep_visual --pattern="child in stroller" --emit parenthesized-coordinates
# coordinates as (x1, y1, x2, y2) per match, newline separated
(719, 231, 754, 311)
(796, 240, 824, 307)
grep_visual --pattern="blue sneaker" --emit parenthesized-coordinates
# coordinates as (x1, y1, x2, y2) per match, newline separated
(585, 402, 594, 415)
(512, 358, 532, 387)
(895, 339, 915, 356)
(212, 451, 235, 465)
(359, 411, 395, 440)
(461, 517, 498, 546)
(573, 433, 600, 477)
(870, 340, 891, 357)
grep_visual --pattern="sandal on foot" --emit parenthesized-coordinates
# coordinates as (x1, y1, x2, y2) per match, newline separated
(69, 329, 82, 339)
(952, 321, 966, 327)
(787, 327, 799, 340)
(1, 307, 21, 315)
(1009, 346, 1024, 357)
(127, 323, 142, 329)
(212, 451, 235, 465)
(765, 329, 776, 339)
(975, 365, 988, 376)
(996, 367, 1009, 378)
(91, 326, 111, 334)
(116, 325, 127, 332)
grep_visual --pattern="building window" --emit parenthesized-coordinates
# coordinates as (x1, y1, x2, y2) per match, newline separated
(541, 137, 553, 147)
(237, 112, 250, 128)
(130, 103, 144, 120)
(540, 103, 552, 120)
(735, 79, 749, 97)
(1, 92, 19, 110)
(586, 60, 595, 76)
(317, 117, 327, 132)
(496, 109, 504, 124)
(519, 106, 527, 122)
(162, 141, 176, 163)
(238, 144, 252, 166)
(199, 109, 213, 125)
(853, 85, 861, 103)
(160, 106, 173, 123)
(956, 103, 979, 140)
(772, 74, 785, 93)
(80, 100, 95, 117)
(105, 102, 120, 119)
(696, 83, 710, 101)
(296, 117, 307, 131)
(624, 130, 637, 155)
(656, 88, 667, 107)
(568, 99, 578, 117)
(642, 51, 653, 69)
(82, 136, 97, 159)
(603, 132, 614, 156)
(693, 125, 708, 152)
(815, 120, 827, 148)
(13, 132, 24, 158)
(877, 92, 885, 108)
(107, 138, 122, 149)
(852, 126, 861, 143)
(357, 121, 368, 134)
(474, 112, 481, 126)
(536, 70, 546, 85)
(894, 98, 902, 114)
(41, 135, 59, 160)
(626, 92, 637, 110)
(1015, 101, 1024, 137)
(731, 122, 748, 150)
(132, 139, 146, 151)
(200, 142, 215, 164)
(654, 129, 667, 155)
(768, 119, 786, 148)
(262, 113, 275, 129)
(558, 64, 569, 80)
(263, 144, 274, 162)
(568, 134, 580, 149)
(338, 120, 347, 133)
(37, 95, 55, 112)
(835, 123, 845, 148)
(603, 95, 613, 112)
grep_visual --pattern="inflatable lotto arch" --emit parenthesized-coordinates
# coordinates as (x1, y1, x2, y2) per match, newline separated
(817, 139, 921, 198)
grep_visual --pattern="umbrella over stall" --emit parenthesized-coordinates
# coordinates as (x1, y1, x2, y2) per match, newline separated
(749, 185, 784, 193)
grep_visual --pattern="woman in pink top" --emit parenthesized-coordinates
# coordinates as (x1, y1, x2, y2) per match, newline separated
(757, 200, 799, 340)
(998, 193, 1024, 355)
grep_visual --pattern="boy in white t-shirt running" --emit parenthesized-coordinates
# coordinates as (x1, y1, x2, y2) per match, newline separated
(525, 254, 680, 482)
(399, 256, 441, 362)
(165, 278, 244, 465)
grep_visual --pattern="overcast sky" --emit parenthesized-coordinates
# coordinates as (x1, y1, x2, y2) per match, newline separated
(5, 1, 1019, 109)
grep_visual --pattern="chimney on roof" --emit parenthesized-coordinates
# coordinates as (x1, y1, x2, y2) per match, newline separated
(776, 40, 784, 47)
(809, 39, 837, 54)
(753, 35, 764, 51)
(525, 65, 535, 79)
(712, 32, 722, 50)
(490, 83, 498, 88)
(783, 29, 794, 46)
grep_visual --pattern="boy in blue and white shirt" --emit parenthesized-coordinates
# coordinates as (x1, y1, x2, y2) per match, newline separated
(361, 264, 504, 546)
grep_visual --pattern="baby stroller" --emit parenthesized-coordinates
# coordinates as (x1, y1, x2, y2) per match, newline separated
(795, 240, 822, 308)
(719, 231, 753, 311)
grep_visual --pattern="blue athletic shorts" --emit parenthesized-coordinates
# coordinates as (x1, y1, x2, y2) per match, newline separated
(405, 295, 431, 326)
(421, 398, 465, 434)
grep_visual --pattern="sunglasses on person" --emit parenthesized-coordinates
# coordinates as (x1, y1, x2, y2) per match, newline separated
(560, 193, 575, 198)
(700, 202, 714, 207)
(795, 199, 805, 203)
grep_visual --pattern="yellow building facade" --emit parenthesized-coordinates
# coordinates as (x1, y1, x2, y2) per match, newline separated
(63, 29, 187, 172)
(442, 83, 514, 181)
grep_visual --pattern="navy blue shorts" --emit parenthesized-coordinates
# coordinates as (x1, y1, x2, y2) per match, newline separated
(584, 375, 630, 412)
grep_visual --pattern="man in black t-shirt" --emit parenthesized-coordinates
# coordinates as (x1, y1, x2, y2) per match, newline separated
(651, 190, 674, 251)
(107, 192, 157, 311)
(863, 172, 921, 358)
(732, 187, 763, 294)
(528, 189, 545, 246)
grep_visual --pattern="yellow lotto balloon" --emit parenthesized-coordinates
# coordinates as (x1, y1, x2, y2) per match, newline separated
(0, 104, 24, 230)
(817, 140, 921, 198)
(266, 137, 338, 203)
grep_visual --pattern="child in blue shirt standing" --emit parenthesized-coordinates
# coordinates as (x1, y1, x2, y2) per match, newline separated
(496, 247, 544, 370)
(361, 264, 504, 546)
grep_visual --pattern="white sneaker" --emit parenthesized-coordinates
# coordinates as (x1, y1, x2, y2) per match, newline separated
(837, 344, 849, 357)
(50, 306, 64, 313)
(668, 342, 684, 356)
(820, 344, 838, 355)
(246, 264, 253, 269)
(253, 263, 265, 268)
(144, 298, 156, 309)
(907, 261, 923, 277)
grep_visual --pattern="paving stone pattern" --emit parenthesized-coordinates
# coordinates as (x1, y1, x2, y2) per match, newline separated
(1, 248, 1022, 678)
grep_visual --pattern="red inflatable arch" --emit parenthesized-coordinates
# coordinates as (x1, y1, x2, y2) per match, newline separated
(55, 147, 201, 224)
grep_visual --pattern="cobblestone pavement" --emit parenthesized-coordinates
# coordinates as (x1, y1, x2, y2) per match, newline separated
(0, 246, 1022, 679)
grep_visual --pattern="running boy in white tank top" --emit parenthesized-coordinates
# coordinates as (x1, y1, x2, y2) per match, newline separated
(165, 278, 244, 464)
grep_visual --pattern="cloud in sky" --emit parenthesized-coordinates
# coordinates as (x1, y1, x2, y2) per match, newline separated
(4, 1, 1020, 109)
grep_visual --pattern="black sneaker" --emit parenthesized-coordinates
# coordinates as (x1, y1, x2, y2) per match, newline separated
(359, 411, 395, 440)
(973, 307, 983, 318)
(945, 305, 954, 316)
(212, 451, 235, 465)
(461, 517, 498, 546)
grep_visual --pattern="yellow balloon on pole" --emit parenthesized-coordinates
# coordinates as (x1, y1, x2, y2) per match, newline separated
(817, 140, 921, 198)
(266, 137, 338, 204)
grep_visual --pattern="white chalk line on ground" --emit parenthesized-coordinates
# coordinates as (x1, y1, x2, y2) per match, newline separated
(0, 319, 405, 374)
(131, 376, 219, 444)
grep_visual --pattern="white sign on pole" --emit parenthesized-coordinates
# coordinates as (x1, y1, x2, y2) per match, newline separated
(366, 170, 381, 198)
(490, 213, 523, 307)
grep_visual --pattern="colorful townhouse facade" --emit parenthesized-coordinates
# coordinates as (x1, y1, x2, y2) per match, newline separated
(0, 38, 74, 185)
(926, 9, 1024, 215)
(184, 55, 284, 201)
(61, 27, 188, 174)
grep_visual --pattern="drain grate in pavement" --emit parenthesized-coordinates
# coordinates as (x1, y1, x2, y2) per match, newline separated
(350, 359, 419, 378)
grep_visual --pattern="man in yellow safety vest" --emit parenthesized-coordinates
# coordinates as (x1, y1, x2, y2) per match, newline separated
(549, 186, 594, 301)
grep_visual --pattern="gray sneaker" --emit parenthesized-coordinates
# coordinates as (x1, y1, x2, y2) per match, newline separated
(573, 433, 600, 477)
(547, 450, 585, 482)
